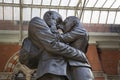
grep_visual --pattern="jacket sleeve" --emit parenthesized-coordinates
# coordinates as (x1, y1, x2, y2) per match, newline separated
(28, 17, 88, 62)
(58, 24, 88, 44)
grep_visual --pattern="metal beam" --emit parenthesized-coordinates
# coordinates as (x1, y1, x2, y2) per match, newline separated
(19, 0, 23, 44)
(0, 3, 120, 11)
(75, 0, 81, 16)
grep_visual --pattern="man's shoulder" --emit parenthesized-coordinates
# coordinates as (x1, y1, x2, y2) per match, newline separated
(30, 17, 47, 26)
(29, 17, 49, 31)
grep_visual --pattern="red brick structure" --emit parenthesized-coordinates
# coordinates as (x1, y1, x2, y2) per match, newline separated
(0, 43, 120, 80)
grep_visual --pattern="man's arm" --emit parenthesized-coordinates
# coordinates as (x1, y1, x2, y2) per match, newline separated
(28, 17, 88, 63)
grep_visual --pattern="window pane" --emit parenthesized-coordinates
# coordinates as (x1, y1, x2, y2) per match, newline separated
(91, 11, 99, 23)
(103, 0, 115, 8)
(49, 9, 58, 12)
(4, 7, 12, 20)
(59, 9, 66, 20)
(115, 12, 120, 24)
(86, 0, 98, 7)
(32, 8, 40, 18)
(95, 0, 106, 7)
(4, 0, 12, 3)
(42, 0, 51, 5)
(23, 8, 31, 21)
(0, 0, 2, 2)
(41, 9, 49, 19)
(111, 0, 120, 8)
(0, 6, 3, 20)
(33, 0, 41, 5)
(67, 10, 74, 17)
(14, 7, 20, 20)
(51, 0, 60, 6)
(69, 0, 79, 6)
(99, 11, 108, 24)
(83, 11, 91, 23)
(107, 12, 115, 24)
(23, 0, 32, 4)
(14, 0, 19, 3)
(60, 0, 69, 6)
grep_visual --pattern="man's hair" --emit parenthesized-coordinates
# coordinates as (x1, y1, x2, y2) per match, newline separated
(43, 11, 62, 26)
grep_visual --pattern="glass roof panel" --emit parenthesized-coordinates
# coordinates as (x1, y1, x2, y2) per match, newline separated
(41, 9, 49, 19)
(0, 7, 3, 20)
(95, 0, 107, 7)
(42, 0, 51, 5)
(103, 0, 115, 8)
(4, 7, 12, 20)
(51, 0, 60, 6)
(69, 0, 79, 6)
(4, 0, 12, 3)
(59, 9, 67, 20)
(60, 0, 70, 6)
(83, 11, 91, 23)
(114, 12, 120, 24)
(50, 9, 58, 12)
(14, 0, 19, 3)
(66, 10, 75, 17)
(33, 0, 41, 5)
(86, 0, 98, 7)
(107, 12, 116, 24)
(111, 0, 120, 8)
(99, 11, 108, 24)
(14, 7, 20, 20)
(91, 11, 99, 23)
(0, 0, 120, 24)
(23, 0, 32, 4)
(32, 8, 40, 18)
(23, 8, 31, 21)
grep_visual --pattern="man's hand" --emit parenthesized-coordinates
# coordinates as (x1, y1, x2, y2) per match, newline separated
(57, 29, 63, 34)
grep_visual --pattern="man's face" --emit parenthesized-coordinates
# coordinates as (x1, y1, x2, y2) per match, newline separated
(46, 15, 57, 27)
(45, 13, 62, 27)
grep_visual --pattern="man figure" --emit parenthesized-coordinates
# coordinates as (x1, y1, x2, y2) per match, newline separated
(43, 12, 94, 80)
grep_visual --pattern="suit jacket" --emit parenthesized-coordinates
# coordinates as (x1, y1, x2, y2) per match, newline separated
(28, 17, 89, 79)
(19, 37, 42, 69)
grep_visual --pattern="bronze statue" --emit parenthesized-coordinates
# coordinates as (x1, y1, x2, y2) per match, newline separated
(19, 11, 94, 80)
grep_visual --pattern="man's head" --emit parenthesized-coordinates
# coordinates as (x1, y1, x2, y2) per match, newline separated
(43, 11, 63, 28)
(64, 16, 80, 33)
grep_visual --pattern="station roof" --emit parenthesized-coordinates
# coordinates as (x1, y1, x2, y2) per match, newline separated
(0, 0, 120, 24)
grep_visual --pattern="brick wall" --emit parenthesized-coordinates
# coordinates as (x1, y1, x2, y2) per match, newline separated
(0, 43, 119, 80)
(100, 49, 120, 75)
(0, 44, 20, 71)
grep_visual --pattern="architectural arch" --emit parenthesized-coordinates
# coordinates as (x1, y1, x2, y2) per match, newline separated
(4, 51, 35, 80)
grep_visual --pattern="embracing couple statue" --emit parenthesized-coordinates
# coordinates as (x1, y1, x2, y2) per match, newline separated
(19, 11, 94, 80)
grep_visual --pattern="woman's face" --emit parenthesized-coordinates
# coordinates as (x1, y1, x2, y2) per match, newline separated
(64, 18, 74, 33)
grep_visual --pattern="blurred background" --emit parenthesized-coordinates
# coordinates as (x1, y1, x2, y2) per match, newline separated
(0, 0, 120, 80)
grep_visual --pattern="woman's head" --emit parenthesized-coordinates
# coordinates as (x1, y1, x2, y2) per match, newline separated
(64, 16, 80, 32)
